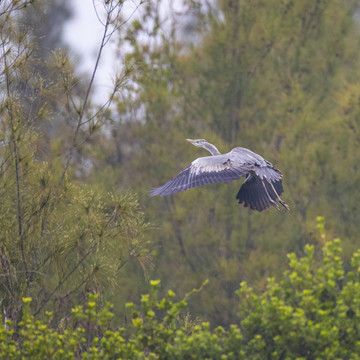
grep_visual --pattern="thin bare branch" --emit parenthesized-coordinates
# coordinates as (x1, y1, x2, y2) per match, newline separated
(34, 208, 116, 316)
(0, 248, 15, 301)
(2, 42, 30, 292)
(34, 244, 96, 316)
(58, 1, 145, 186)
(0, 0, 33, 17)
(58, 4, 112, 186)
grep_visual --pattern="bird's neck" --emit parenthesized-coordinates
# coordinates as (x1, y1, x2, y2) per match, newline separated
(203, 143, 221, 156)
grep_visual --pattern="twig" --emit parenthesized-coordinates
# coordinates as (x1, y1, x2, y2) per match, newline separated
(36, 0, 145, 315)
(2, 42, 30, 292)
(58, 6, 113, 186)
(0, 248, 15, 301)
(34, 245, 96, 316)
(34, 209, 115, 316)
(58, 1, 144, 186)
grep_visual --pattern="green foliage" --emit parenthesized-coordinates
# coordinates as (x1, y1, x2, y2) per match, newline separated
(237, 239, 360, 359)
(2, 240, 360, 359)
(0, 1, 152, 324)
(4, 2, 360, 359)
(87, 0, 360, 326)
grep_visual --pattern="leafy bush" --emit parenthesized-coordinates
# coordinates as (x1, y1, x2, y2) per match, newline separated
(2, 239, 360, 359)
(237, 239, 360, 359)
(0, 0, 153, 323)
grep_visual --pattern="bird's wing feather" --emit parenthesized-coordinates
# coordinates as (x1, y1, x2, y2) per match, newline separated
(149, 153, 249, 196)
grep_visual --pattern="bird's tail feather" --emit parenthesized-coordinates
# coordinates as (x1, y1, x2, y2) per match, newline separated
(236, 176, 288, 212)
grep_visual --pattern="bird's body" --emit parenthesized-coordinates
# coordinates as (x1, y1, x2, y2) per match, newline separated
(150, 139, 289, 212)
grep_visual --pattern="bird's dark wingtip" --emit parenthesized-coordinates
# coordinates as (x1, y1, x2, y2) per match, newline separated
(148, 187, 160, 197)
(236, 177, 289, 212)
(149, 184, 171, 197)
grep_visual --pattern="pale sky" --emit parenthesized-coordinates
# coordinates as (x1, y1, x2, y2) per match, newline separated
(63, 1, 121, 103)
(63, 0, 182, 105)
(63, 0, 190, 104)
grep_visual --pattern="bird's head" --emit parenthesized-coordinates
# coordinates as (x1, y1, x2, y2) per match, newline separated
(186, 139, 209, 148)
(186, 138, 220, 156)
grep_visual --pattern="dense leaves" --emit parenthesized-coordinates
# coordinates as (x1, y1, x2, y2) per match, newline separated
(0, 0, 152, 324)
(1, 239, 360, 359)
(2, 0, 360, 357)
(84, 0, 360, 326)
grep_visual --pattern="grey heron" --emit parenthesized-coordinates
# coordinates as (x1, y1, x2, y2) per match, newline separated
(150, 139, 289, 212)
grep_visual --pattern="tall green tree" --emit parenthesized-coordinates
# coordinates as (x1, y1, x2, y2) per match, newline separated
(0, 0, 151, 324)
(88, 0, 360, 326)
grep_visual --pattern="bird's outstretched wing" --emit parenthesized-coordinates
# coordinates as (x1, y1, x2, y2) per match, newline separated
(149, 152, 249, 197)
(150, 147, 289, 212)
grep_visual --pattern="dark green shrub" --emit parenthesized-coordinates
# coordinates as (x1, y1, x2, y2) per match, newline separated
(2, 239, 360, 359)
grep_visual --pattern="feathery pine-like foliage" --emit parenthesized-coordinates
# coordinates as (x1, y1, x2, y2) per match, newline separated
(0, 1, 151, 324)
(85, 0, 360, 326)
(1, 239, 360, 359)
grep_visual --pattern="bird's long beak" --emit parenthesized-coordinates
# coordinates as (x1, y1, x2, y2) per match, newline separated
(186, 139, 195, 143)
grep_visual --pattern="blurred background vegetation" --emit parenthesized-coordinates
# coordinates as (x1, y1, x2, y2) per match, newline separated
(1, 0, 360, 330)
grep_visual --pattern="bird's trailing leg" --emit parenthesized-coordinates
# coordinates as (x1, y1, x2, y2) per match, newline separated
(261, 180, 280, 211)
(269, 182, 290, 211)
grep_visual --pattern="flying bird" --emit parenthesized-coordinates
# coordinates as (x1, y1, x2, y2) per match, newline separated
(150, 139, 289, 212)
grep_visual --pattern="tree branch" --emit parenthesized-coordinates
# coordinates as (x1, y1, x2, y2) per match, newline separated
(34, 208, 116, 316)
(2, 42, 30, 292)
(58, 7, 112, 186)
(58, 0, 144, 186)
